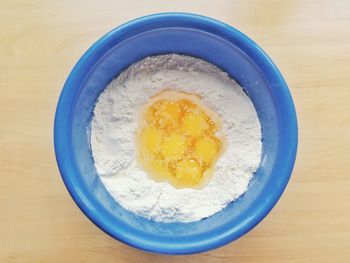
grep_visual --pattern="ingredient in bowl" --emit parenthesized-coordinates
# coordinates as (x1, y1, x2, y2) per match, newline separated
(136, 90, 225, 188)
(90, 54, 262, 222)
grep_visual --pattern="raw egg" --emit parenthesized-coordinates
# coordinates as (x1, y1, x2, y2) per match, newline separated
(136, 90, 225, 188)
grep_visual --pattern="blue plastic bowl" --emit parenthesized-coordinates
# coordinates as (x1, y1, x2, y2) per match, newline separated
(54, 13, 298, 254)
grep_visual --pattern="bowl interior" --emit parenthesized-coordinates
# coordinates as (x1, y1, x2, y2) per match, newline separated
(55, 14, 297, 254)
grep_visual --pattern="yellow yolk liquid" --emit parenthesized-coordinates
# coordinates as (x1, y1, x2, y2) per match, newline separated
(136, 90, 225, 188)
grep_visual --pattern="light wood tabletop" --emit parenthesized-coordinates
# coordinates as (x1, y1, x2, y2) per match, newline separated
(1, 1, 350, 262)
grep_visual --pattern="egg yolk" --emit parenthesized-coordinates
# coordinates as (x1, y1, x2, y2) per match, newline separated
(136, 90, 225, 188)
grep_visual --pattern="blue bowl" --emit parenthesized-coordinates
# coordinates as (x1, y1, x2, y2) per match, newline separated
(54, 13, 298, 254)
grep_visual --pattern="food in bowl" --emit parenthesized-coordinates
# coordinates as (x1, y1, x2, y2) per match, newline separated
(90, 54, 262, 222)
(55, 13, 298, 253)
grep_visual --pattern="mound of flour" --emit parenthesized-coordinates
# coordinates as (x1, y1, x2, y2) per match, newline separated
(90, 54, 262, 222)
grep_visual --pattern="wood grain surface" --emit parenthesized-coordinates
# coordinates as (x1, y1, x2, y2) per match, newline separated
(1, 0, 350, 262)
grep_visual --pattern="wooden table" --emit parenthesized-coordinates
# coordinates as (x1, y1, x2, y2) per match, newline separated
(1, 1, 349, 262)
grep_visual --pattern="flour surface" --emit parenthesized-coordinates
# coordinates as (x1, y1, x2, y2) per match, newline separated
(90, 54, 262, 222)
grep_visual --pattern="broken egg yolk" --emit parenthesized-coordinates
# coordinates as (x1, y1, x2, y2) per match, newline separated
(136, 90, 225, 188)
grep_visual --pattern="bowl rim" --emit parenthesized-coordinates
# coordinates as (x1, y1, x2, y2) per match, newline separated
(54, 12, 298, 254)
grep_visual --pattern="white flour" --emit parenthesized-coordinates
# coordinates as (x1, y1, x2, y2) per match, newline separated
(90, 54, 262, 222)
